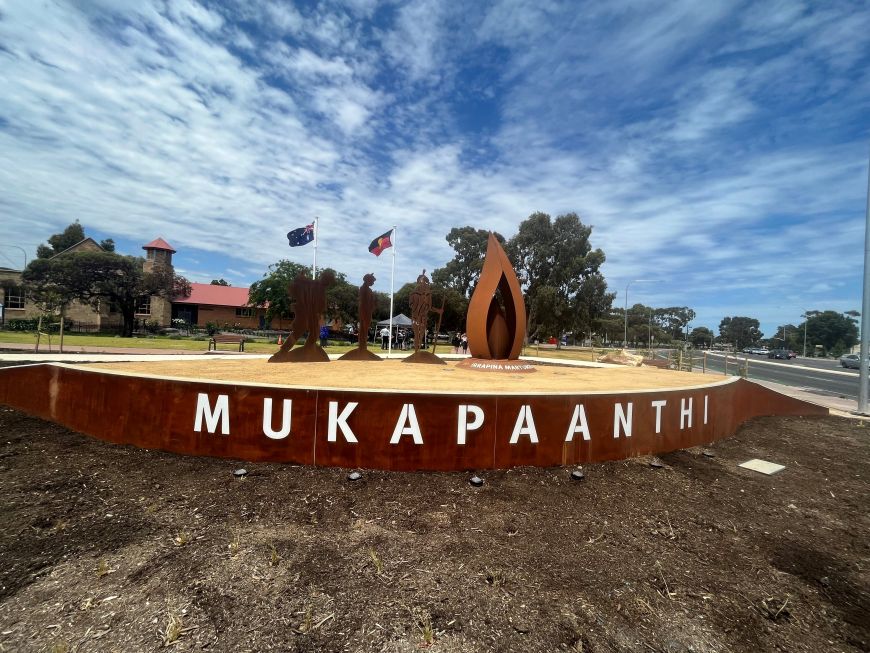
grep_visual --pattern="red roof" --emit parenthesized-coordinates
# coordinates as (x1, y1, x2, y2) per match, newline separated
(174, 283, 252, 308)
(142, 237, 176, 253)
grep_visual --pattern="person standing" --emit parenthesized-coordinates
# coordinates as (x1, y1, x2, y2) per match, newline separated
(461, 332, 468, 355)
(380, 326, 390, 350)
(451, 332, 461, 354)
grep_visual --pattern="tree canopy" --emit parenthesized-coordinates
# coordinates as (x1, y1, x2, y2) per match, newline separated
(248, 261, 385, 330)
(23, 251, 190, 336)
(431, 227, 505, 298)
(506, 212, 613, 342)
(799, 310, 859, 355)
(719, 316, 763, 350)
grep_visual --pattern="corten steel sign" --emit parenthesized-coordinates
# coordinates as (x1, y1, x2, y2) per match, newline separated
(0, 364, 827, 471)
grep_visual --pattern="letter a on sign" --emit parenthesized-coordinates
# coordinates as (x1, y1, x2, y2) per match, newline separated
(390, 404, 423, 444)
(565, 404, 590, 442)
(509, 405, 539, 444)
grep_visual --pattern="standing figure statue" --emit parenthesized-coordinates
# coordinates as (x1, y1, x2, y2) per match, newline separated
(269, 270, 336, 363)
(403, 269, 445, 365)
(338, 273, 382, 361)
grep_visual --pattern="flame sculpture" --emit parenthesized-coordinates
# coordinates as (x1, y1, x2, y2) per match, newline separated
(466, 233, 526, 360)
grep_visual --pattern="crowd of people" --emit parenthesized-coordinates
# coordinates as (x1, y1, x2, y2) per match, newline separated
(377, 327, 468, 354)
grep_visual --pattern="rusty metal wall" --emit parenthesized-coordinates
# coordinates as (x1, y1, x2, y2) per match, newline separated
(0, 364, 828, 470)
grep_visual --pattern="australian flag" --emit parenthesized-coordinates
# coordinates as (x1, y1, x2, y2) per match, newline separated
(287, 223, 315, 247)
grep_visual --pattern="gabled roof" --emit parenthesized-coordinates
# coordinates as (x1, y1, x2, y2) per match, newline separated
(50, 237, 103, 259)
(173, 283, 252, 308)
(142, 237, 176, 253)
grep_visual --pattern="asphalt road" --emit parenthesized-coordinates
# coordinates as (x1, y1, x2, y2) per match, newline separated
(694, 352, 859, 400)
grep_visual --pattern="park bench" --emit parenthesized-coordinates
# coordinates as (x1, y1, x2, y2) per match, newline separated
(208, 334, 246, 352)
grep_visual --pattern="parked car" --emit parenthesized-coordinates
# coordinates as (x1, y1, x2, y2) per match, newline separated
(788, 350, 797, 359)
(768, 349, 791, 360)
(840, 354, 862, 369)
(752, 347, 769, 355)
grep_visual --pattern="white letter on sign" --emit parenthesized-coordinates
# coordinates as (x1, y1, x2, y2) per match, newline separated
(457, 404, 484, 445)
(194, 393, 229, 435)
(509, 405, 539, 444)
(651, 399, 667, 434)
(262, 398, 292, 439)
(680, 397, 693, 429)
(390, 404, 423, 444)
(565, 404, 590, 442)
(328, 401, 359, 443)
(613, 402, 633, 438)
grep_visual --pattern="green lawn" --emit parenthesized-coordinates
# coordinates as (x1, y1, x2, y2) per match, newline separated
(0, 331, 618, 361)
(0, 331, 356, 354)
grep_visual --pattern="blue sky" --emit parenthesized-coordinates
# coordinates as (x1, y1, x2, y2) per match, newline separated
(1, 0, 868, 338)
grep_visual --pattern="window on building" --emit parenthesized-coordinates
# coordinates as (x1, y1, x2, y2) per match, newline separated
(5, 286, 25, 309)
(146, 249, 155, 260)
(235, 307, 253, 317)
(135, 295, 151, 315)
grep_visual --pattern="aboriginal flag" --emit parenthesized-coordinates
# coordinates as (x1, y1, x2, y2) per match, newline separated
(287, 223, 315, 247)
(368, 229, 393, 256)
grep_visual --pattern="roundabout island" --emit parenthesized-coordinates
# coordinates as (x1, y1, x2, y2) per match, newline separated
(0, 357, 826, 470)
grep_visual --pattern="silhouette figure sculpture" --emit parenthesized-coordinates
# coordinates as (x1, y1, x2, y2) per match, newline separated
(403, 269, 445, 365)
(339, 273, 382, 361)
(269, 270, 336, 363)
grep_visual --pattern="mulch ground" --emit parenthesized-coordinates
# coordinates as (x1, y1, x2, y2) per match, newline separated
(0, 408, 866, 653)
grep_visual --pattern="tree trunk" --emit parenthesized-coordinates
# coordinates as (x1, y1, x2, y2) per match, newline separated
(121, 306, 136, 337)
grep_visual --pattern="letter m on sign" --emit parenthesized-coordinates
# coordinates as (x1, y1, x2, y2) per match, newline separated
(194, 393, 230, 435)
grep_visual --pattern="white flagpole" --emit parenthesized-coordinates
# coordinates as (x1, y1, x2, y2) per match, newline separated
(388, 226, 396, 357)
(312, 216, 319, 278)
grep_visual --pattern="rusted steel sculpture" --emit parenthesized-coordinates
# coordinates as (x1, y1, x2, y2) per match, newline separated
(460, 233, 532, 371)
(269, 270, 335, 363)
(339, 273, 381, 361)
(403, 269, 446, 365)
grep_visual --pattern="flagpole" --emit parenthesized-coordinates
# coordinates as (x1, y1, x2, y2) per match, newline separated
(312, 216, 319, 278)
(388, 225, 396, 358)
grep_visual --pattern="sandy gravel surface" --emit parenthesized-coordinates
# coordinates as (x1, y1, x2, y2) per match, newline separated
(83, 359, 728, 394)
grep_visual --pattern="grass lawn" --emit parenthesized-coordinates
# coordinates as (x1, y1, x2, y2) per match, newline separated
(0, 330, 625, 361)
(0, 331, 357, 355)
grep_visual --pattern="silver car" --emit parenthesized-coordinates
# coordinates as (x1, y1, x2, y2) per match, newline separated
(840, 354, 862, 369)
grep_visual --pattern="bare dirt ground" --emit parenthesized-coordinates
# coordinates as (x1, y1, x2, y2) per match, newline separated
(0, 408, 867, 653)
(83, 359, 717, 393)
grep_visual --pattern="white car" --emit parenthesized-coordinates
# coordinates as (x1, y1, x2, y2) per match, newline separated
(840, 354, 862, 369)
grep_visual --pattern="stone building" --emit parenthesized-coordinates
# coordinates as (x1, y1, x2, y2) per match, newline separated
(0, 236, 271, 330)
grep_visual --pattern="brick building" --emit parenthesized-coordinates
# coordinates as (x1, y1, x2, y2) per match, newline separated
(0, 237, 274, 331)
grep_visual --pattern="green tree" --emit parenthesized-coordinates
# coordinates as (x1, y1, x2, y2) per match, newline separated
(432, 227, 506, 298)
(210, 278, 230, 286)
(23, 251, 191, 337)
(718, 316, 763, 350)
(689, 326, 714, 348)
(36, 221, 86, 258)
(248, 262, 374, 329)
(507, 212, 611, 342)
(99, 238, 116, 253)
(799, 310, 859, 355)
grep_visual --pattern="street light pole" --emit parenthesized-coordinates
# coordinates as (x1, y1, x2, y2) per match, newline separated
(859, 148, 870, 414)
(0, 244, 27, 270)
(802, 312, 808, 358)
